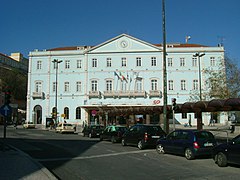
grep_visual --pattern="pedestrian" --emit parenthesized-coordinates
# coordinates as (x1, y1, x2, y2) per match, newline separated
(188, 115, 192, 127)
(230, 113, 236, 133)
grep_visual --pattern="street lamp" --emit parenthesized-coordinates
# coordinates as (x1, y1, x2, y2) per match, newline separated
(162, 0, 168, 133)
(52, 59, 62, 124)
(193, 53, 205, 101)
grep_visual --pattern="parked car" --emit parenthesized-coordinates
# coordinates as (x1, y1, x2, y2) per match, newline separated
(156, 130, 216, 160)
(121, 124, 166, 150)
(55, 123, 75, 133)
(100, 125, 128, 143)
(82, 125, 104, 138)
(23, 122, 35, 129)
(213, 134, 240, 167)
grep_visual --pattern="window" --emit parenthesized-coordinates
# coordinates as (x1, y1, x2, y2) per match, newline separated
(181, 80, 186, 90)
(76, 81, 82, 92)
(106, 58, 112, 67)
(180, 58, 185, 66)
(92, 58, 97, 67)
(35, 81, 42, 92)
(76, 107, 81, 119)
(106, 80, 112, 91)
(65, 60, 70, 69)
(37, 61, 42, 70)
(136, 57, 142, 67)
(168, 58, 173, 67)
(151, 57, 157, 66)
(77, 60, 82, 68)
(91, 80, 98, 91)
(151, 79, 158, 91)
(135, 79, 142, 92)
(192, 57, 197, 67)
(182, 113, 187, 119)
(53, 82, 56, 92)
(210, 57, 216, 66)
(193, 79, 198, 90)
(64, 107, 69, 119)
(64, 82, 70, 92)
(122, 57, 127, 67)
(168, 80, 173, 90)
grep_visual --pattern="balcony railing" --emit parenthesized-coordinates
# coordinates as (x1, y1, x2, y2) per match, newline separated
(103, 91, 115, 97)
(88, 91, 101, 98)
(149, 90, 162, 97)
(133, 90, 146, 97)
(32, 92, 44, 99)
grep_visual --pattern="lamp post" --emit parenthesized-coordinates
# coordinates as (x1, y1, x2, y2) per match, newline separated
(52, 59, 62, 125)
(162, 0, 168, 133)
(193, 53, 205, 101)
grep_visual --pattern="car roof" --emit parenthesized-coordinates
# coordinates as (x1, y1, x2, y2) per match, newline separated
(172, 129, 212, 133)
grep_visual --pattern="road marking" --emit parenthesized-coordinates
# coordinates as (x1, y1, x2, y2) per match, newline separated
(36, 149, 155, 162)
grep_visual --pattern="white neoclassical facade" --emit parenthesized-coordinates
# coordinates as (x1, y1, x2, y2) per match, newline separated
(26, 34, 225, 127)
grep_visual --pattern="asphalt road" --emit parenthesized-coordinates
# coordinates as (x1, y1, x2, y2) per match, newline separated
(3, 126, 240, 180)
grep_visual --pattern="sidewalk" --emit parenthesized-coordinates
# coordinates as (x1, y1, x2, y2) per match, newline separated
(172, 123, 239, 140)
(0, 141, 57, 180)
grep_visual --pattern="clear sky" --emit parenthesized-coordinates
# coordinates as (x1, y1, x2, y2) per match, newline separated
(1, 0, 240, 64)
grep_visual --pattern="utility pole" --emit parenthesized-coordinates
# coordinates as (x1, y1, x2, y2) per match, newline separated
(52, 59, 62, 126)
(162, 0, 168, 133)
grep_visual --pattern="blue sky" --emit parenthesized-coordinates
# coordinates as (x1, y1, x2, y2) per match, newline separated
(1, 0, 240, 64)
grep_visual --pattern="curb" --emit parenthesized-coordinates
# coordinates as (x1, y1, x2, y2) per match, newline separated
(8, 144, 58, 180)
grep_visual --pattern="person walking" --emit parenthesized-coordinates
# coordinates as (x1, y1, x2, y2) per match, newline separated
(230, 113, 236, 133)
(188, 115, 192, 127)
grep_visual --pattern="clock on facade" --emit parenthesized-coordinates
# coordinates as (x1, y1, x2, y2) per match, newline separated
(120, 40, 128, 48)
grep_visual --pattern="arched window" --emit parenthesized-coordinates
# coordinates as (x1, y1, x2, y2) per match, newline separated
(76, 107, 81, 119)
(64, 107, 69, 119)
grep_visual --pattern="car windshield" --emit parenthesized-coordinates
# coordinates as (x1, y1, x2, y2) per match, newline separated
(146, 126, 162, 133)
(92, 125, 103, 129)
(115, 127, 127, 132)
(195, 131, 215, 140)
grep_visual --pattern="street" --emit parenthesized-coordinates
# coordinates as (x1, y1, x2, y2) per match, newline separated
(1, 126, 240, 180)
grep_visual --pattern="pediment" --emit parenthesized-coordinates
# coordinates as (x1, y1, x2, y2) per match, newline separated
(87, 34, 161, 53)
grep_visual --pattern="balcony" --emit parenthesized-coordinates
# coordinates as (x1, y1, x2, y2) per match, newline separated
(88, 91, 101, 98)
(149, 90, 162, 97)
(103, 91, 115, 97)
(32, 92, 44, 99)
(133, 90, 146, 97)
(117, 90, 133, 97)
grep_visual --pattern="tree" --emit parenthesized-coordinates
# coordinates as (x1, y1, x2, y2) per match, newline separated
(189, 56, 240, 101)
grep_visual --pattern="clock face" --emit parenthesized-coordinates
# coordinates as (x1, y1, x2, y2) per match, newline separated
(120, 40, 128, 48)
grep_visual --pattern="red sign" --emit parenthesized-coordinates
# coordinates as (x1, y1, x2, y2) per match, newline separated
(91, 110, 97, 116)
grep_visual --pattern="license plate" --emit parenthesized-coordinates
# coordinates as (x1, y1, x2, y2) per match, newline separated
(204, 142, 213, 147)
(152, 136, 160, 138)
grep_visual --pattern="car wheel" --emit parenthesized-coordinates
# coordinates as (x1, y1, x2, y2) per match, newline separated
(137, 140, 145, 150)
(121, 138, 126, 146)
(111, 136, 116, 143)
(185, 148, 195, 160)
(216, 152, 228, 167)
(156, 144, 165, 154)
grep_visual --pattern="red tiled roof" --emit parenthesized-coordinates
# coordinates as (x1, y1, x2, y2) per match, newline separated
(154, 44, 208, 48)
(47, 46, 79, 51)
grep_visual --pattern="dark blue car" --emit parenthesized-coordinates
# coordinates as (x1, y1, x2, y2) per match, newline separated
(156, 129, 216, 160)
(213, 134, 240, 167)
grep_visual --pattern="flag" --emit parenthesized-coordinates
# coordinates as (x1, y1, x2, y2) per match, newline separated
(120, 72, 128, 82)
(114, 71, 121, 81)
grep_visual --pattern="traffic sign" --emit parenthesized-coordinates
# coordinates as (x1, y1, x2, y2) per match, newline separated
(0, 104, 12, 117)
